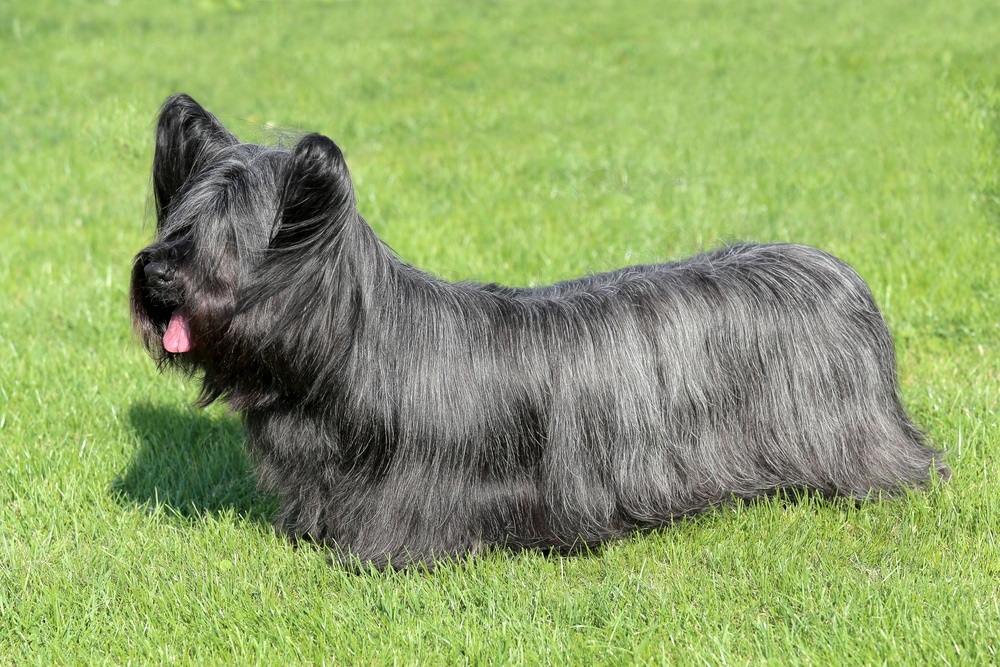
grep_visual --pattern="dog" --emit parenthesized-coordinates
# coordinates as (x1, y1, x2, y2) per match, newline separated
(131, 94, 948, 569)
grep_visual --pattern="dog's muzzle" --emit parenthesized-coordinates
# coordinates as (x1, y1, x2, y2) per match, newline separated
(143, 261, 176, 289)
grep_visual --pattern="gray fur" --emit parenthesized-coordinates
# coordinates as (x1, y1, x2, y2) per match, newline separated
(131, 95, 948, 569)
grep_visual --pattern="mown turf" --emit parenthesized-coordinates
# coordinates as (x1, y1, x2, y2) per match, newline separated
(1, 1, 998, 664)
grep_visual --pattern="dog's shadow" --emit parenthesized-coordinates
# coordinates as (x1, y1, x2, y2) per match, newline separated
(113, 403, 276, 523)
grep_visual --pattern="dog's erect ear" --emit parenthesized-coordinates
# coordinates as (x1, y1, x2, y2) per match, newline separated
(271, 133, 356, 249)
(153, 94, 238, 224)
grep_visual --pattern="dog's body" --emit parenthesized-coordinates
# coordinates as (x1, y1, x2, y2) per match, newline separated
(132, 94, 947, 568)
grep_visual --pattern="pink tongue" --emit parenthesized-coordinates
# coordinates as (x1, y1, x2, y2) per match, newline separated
(163, 312, 193, 353)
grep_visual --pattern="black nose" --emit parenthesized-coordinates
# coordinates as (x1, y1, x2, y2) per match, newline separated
(144, 261, 175, 286)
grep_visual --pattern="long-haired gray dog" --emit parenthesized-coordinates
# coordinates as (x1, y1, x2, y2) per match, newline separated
(131, 94, 948, 568)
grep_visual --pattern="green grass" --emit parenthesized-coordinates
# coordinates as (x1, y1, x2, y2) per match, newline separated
(1, 0, 998, 663)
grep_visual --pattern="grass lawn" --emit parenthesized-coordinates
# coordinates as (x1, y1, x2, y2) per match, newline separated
(1, 0, 998, 663)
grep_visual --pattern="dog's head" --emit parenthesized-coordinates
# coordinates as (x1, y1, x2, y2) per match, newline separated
(131, 94, 359, 401)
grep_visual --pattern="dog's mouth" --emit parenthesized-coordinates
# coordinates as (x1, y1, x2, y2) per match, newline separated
(131, 253, 196, 355)
(163, 310, 194, 353)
